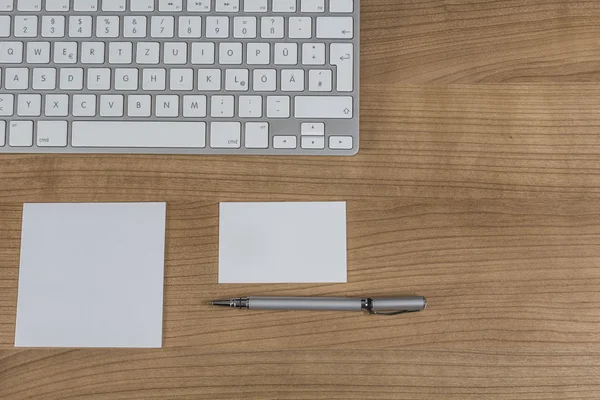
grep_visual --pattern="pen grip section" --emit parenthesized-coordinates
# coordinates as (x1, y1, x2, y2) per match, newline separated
(248, 297, 362, 311)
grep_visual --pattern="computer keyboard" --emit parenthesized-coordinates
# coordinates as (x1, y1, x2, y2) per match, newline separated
(0, 0, 359, 155)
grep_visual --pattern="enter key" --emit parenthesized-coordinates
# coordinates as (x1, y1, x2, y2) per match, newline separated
(330, 43, 354, 92)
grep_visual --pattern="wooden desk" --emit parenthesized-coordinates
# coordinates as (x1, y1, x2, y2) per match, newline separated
(1, 1, 600, 398)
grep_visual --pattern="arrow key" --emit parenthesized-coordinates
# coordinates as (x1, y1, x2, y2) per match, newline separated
(301, 123, 325, 135)
(329, 136, 353, 150)
(301, 136, 325, 149)
(274, 135, 297, 149)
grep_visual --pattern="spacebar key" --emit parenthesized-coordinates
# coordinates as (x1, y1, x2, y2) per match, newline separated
(72, 121, 206, 148)
(295, 96, 353, 119)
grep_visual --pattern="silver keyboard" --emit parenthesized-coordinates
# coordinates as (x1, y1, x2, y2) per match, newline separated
(0, 0, 359, 155)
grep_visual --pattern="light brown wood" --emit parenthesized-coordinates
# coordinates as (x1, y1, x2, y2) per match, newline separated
(1, 1, 600, 398)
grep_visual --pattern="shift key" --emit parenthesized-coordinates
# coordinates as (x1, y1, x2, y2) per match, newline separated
(295, 96, 353, 119)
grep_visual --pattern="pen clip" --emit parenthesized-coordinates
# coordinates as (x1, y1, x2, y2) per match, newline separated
(368, 309, 421, 316)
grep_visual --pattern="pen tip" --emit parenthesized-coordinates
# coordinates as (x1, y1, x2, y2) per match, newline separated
(207, 301, 214, 305)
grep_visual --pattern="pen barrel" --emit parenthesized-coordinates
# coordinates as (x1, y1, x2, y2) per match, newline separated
(248, 297, 362, 311)
(371, 296, 427, 312)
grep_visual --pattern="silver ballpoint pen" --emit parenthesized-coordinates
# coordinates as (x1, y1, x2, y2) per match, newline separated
(208, 296, 427, 315)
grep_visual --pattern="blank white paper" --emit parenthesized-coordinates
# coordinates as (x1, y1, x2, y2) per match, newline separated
(15, 203, 166, 348)
(219, 202, 347, 283)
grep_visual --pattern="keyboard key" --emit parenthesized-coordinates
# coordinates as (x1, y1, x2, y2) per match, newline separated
(97, 16, 120, 38)
(17, 94, 41, 116)
(73, 0, 98, 11)
(102, 0, 126, 11)
(261, 17, 284, 38)
(5, 68, 29, 89)
(136, 42, 160, 64)
(210, 122, 240, 148)
(14, 16, 38, 37)
(206, 16, 229, 38)
(216, 0, 239, 12)
(142, 68, 166, 90)
(289, 17, 312, 39)
(60, 68, 84, 90)
(17, 0, 41, 11)
(301, 136, 324, 149)
(302, 43, 326, 65)
(164, 42, 187, 64)
(0, 121, 5, 146)
(245, 122, 268, 148)
(316, 17, 353, 39)
(87, 68, 111, 90)
(128, 95, 152, 117)
(330, 43, 354, 92)
(72, 94, 96, 116)
(156, 95, 179, 117)
(69, 16, 93, 37)
(109, 42, 133, 64)
(0, 42, 24, 63)
(239, 96, 262, 117)
(169, 69, 193, 90)
(72, 122, 206, 148)
(182, 95, 207, 117)
(9, 121, 34, 147)
(81, 42, 105, 63)
(0, 16, 9, 37)
(329, 136, 353, 150)
(244, 0, 267, 12)
(26, 42, 50, 64)
(151, 16, 174, 38)
(0, 0, 14, 11)
(281, 69, 304, 91)
(124, 16, 147, 38)
(158, 0, 182, 12)
(274, 43, 297, 65)
(130, 0, 154, 11)
(225, 69, 249, 91)
(301, 0, 324, 12)
(179, 16, 202, 38)
(301, 123, 325, 135)
(234, 17, 257, 38)
(273, 0, 296, 12)
(44, 94, 69, 117)
(219, 42, 243, 64)
(46, 0, 70, 10)
(308, 69, 332, 91)
(273, 135, 297, 149)
(32, 68, 57, 90)
(247, 43, 270, 65)
(295, 96, 353, 119)
(115, 68, 138, 90)
(188, 0, 210, 12)
(0, 94, 15, 116)
(267, 96, 290, 118)
(42, 16, 65, 38)
(197, 69, 221, 90)
(37, 121, 68, 147)
(211, 95, 235, 117)
(253, 69, 276, 91)
(100, 95, 124, 117)
(330, 0, 354, 13)
(191, 43, 215, 64)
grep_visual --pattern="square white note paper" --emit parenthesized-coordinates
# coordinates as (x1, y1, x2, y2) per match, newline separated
(219, 202, 347, 283)
(15, 202, 167, 348)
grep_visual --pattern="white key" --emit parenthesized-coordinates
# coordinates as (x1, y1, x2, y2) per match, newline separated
(211, 95, 234, 117)
(197, 69, 221, 90)
(37, 121, 68, 147)
(188, 0, 210, 12)
(44, 94, 69, 117)
(17, 94, 41, 116)
(182, 95, 207, 117)
(225, 69, 249, 91)
(137, 42, 160, 64)
(295, 96, 353, 118)
(87, 68, 111, 90)
(329, 136, 353, 149)
(14, 16, 37, 38)
(330, 0, 353, 13)
(289, 17, 312, 39)
(274, 43, 297, 65)
(46, 0, 70, 10)
(206, 16, 229, 38)
(301, 136, 325, 149)
(301, 122, 325, 135)
(0, 121, 4, 146)
(36, 44, 65, 69)
(69, 16, 93, 38)
(170, 69, 193, 91)
(164, 42, 187, 64)
(266, 96, 290, 118)
(179, 16, 202, 38)
(42, 16, 65, 38)
(261, 17, 284, 38)
(273, 136, 297, 149)
(17, 0, 41, 11)
(216, 0, 239, 12)
(127, 95, 152, 117)
(0, 94, 14, 116)
(159, 0, 182, 12)
(239, 96, 262, 118)
(302, 43, 325, 65)
(73, 0, 97, 11)
(130, 0, 154, 12)
(151, 16, 174, 38)
(60, 68, 84, 90)
(273, 0, 295, 12)
(27, 42, 50, 64)
(97, 16, 120, 38)
(81, 42, 105, 64)
(0, 0, 13, 11)
(247, 43, 270, 65)
(0, 16, 9, 37)
(155, 95, 179, 117)
(330, 43, 353, 92)
(70, 96, 97, 117)
(308, 69, 332, 91)
(102, 0, 126, 11)
(100, 95, 124, 117)
(219, 43, 242, 64)
(317, 17, 353, 39)
(9, 121, 33, 147)
(109, 42, 132, 64)
(253, 69, 276, 91)
(32, 68, 57, 90)
(244, 0, 267, 12)
(301, 0, 324, 12)
(124, 16, 147, 38)
(142, 69, 166, 90)
(191, 43, 215, 64)
(0, 42, 23, 63)
(245, 122, 268, 148)
(114, 68, 138, 90)
(73, 122, 206, 148)
(5, 68, 29, 90)
(281, 69, 304, 91)
(234, 17, 257, 39)
(210, 122, 240, 148)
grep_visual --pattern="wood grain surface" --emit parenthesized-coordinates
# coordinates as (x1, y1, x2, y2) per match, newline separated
(1, 0, 600, 399)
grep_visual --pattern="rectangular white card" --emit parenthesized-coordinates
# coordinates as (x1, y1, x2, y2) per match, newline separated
(219, 202, 347, 283)
(15, 202, 166, 348)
